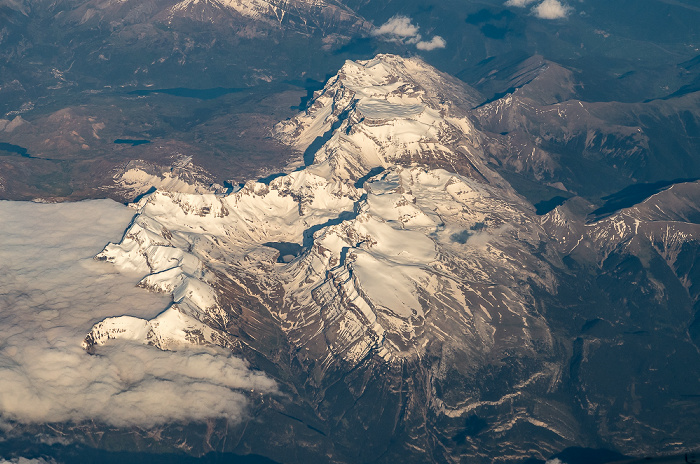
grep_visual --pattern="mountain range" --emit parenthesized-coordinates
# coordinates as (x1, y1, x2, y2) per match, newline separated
(75, 54, 700, 463)
(1, 0, 700, 463)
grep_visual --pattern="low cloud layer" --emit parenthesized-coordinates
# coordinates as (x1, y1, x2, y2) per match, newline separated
(372, 15, 446, 51)
(506, 0, 571, 19)
(0, 200, 276, 429)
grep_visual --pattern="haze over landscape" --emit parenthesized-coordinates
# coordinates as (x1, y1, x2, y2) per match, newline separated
(1, 0, 700, 463)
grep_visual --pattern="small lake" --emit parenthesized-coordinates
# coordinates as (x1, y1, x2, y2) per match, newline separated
(114, 139, 151, 146)
(263, 242, 303, 263)
(128, 87, 243, 100)
(0, 141, 35, 158)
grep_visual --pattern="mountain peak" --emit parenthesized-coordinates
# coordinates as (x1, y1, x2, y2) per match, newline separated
(274, 54, 490, 182)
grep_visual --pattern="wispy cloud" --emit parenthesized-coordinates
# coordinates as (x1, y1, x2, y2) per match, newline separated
(505, 0, 538, 6)
(372, 15, 446, 51)
(533, 0, 571, 19)
(0, 200, 276, 429)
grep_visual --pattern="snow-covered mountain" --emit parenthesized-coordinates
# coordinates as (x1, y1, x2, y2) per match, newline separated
(86, 55, 555, 370)
(81, 54, 569, 461)
(274, 54, 486, 180)
(52, 0, 370, 35)
(81, 54, 700, 463)
(166, 0, 368, 32)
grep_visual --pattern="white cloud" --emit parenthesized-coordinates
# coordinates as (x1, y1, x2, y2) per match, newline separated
(533, 0, 571, 19)
(372, 15, 446, 51)
(505, 0, 538, 6)
(372, 15, 420, 38)
(546, 459, 566, 464)
(0, 200, 277, 429)
(416, 36, 447, 51)
(505, 0, 571, 19)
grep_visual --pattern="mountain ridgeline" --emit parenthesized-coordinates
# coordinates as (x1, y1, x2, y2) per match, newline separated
(70, 55, 700, 463)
